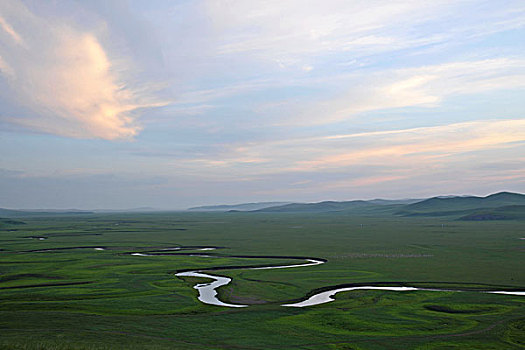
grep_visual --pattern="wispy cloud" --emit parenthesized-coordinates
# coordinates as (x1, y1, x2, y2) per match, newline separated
(159, 57, 525, 129)
(0, 14, 24, 45)
(208, 1, 446, 58)
(282, 58, 525, 125)
(178, 119, 525, 177)
(287, 119, 525, 172)
(0, 1, 165, 140)
(205, 0, 525, 68)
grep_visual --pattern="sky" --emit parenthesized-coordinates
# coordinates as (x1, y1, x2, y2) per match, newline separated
(0, 0, 524, 209)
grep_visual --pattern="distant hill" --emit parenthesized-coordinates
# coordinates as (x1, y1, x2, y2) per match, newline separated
(247, 192, 525, 218)
(459, 205, 525, 221)
(255, 200, 372, 213)
(3, 192, 523, 218)
(0, 208, 25, 217)
(0, 217, 26, 225)
(0, 208, 94, 217)
(188, 202, 291, 212)
(397, 192, 525, 217)
(367, 198, 422, 205)
(93, 207, 162, 213)
(254, 198, 420, 213)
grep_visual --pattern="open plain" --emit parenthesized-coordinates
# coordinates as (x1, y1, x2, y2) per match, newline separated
(1, 208, 524, 349)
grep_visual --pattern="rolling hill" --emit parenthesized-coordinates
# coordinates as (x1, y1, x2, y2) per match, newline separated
(188, 202, 291, 212)
(2, 192, 523, 219)
(396, 192, 525, 218)
(254, 200, 376, 213)
(251, 192, 525, 219)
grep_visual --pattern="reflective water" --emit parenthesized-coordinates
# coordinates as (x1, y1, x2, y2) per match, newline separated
(488, 291, 525, 296)
(175, 271, 247, 307)
(129, 248, 524, 308)
(175, 258, 324, 307)
(282, 286, 420, 307)
(252, 259, 324, 270)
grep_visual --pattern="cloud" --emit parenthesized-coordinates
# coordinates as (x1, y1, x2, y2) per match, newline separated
(0, 1, 164, 140)
(207, 0, 444, 58)
(160, 57, 525, 129)
(205, 0, 525, 68)
(176, 119, 525, 178)
(284, 58, 525, 125)
(287, 119, 525, 172)
(0, 14, 24, 45)
(0, 54, 14, 77)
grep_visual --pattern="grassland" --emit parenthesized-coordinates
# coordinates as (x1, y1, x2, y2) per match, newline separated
(0, 211, 524, 349)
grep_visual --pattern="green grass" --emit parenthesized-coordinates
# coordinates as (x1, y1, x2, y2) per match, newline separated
(0, 212, 524, 349)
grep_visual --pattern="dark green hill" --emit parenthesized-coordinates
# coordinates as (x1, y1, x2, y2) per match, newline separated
(459, 205, 525, 221)
(484, 191, 525, 204)
(251, 192, 525, 217)
(254, 199, 413, 213)
(397, 192, 525, 218)
(402, 196, 482, 212)
(0, 217, 26, 225)
(0, 208, 25, 217)
(402, 192, 525, 212)
(254, 200, 374, 213)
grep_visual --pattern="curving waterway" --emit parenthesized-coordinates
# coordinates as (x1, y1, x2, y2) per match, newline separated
(283, 286, 421, 307)
(127, 246, 524, 308)
(175, 271, 248, 307)
(174, 256, 326, 307)
(35, 244, 522, 308)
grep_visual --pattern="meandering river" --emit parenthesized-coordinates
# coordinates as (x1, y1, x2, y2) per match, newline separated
(135, 247, 522, 308)
(37, 244, 521, 308)
(175, 271, 248, 308)
(174, 257, 325, 307)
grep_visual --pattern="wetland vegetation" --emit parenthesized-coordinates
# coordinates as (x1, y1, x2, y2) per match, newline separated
(1, 197, 524, 349)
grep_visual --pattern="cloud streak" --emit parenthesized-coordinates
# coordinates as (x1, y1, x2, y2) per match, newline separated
(178, 119, 525, 177)
(0, 1, 164, 140)
(283, 58, 525, 125)
(206, 0, 525, 68)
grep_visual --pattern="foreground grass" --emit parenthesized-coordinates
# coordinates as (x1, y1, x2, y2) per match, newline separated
(0, 212, 524, 349)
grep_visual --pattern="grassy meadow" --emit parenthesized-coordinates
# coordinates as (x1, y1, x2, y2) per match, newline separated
(0, 212, 524, 349)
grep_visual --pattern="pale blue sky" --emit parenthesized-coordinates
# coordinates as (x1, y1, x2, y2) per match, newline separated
(0, 0, 524, 209)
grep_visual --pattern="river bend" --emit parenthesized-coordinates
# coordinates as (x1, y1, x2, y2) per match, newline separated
(127, 246, 525, 307)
